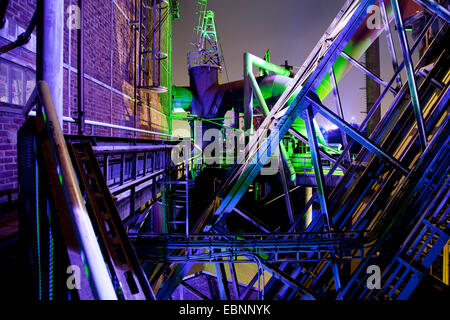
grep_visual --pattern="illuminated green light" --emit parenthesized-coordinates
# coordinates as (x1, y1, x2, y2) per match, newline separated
(84, 263, 90, 280)
(173, 107, 186, 113)
(172, 86, 193, 112)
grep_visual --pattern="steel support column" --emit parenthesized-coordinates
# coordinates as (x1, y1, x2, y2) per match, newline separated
(392, 0, 428, 150)
(329, 67, 349, 154)
(303, 105, 331, 231)
(380, 0, 402, 89)
(243, 53, 253, 133)
(228, 263, 240, 298)
(77, 0, 85, 136)
(214, 259, 230, 300)
(36, 0, 64, 127)
(278, 147, 295, 226)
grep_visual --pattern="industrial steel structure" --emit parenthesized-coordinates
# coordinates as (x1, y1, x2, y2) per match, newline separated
(0, 0, 448, 301)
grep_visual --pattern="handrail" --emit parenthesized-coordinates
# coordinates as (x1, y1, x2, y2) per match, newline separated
(27, 81, 118, 300)
(26, 110, 173, 139)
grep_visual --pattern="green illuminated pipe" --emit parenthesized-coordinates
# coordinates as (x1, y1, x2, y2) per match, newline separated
(173, 75, 327, 148)
(171, 0, 422, 173)
(315, 0, 422, 100)
(172, 86, 193, 112)
(248, 72, 296, 181)
(245, 53, 291, 78)
(244, 52, 297, 180)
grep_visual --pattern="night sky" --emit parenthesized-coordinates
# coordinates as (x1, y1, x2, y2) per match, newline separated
(172, 0, 398, 126)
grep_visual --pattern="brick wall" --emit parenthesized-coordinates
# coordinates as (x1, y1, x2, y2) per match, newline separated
(0, 0, 173, 203)
(62, 0, 172, 138)
(0, 105, 24, 202)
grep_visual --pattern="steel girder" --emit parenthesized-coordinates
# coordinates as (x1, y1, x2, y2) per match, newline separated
(149, 0, 449, 300)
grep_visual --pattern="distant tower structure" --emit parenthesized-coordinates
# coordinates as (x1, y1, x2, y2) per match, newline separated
(188, 0, 223, 70)
(137, 0, 171, 93)
(187, 0, 224, 151)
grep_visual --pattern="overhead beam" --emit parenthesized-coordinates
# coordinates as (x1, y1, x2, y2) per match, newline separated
(413, 0, 450, 22)
(306, 93, 409, 176)
(340, 51, 397, 95)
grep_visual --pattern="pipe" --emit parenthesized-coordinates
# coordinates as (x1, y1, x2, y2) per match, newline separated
(248, 71, 297, 180)
(0, 9, 39, 56)
(173, 73, 330, 179)
(247, 53, 291, 78)
(0, 0, 10, 29)
(36, 81, 117, 300)
(244, 53, 298, 181)
(17, 10, 37, 45)
(64, 115, 173, 138)
(243, 52, 253, 133)
(27, 111, 174, 138)
(77, 0, 85, 136)
(174, 1, 424, 129)
(36, 0, 64, 127)
(315, 0, 422, 101)
(244, 52, 292, 133)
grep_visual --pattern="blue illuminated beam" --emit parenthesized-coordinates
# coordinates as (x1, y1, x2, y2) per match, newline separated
(302, 105, 331, 231)
(208, 0, 376, 226)
(305, 93, 409, 176)
(392, 0, 428, 150)
(413, 0, 450, 22)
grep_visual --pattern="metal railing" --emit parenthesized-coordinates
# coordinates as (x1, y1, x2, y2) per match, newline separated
(188, 49, 223, 69)
(23, 81, 117, 300)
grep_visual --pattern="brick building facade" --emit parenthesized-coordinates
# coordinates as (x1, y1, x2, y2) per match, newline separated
(0, 0, 173, 203)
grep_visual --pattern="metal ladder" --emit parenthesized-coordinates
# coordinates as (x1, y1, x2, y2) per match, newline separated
(68, 142, 155, 300)
(165, 161, 195, 235)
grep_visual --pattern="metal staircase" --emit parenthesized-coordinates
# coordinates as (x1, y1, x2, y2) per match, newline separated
(68, 142, 156, 300)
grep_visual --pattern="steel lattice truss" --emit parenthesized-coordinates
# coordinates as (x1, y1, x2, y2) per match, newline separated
(140, 0, 450, 300)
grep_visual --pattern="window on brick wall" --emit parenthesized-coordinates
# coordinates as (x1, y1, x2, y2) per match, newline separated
(0, 59, 35, 106)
